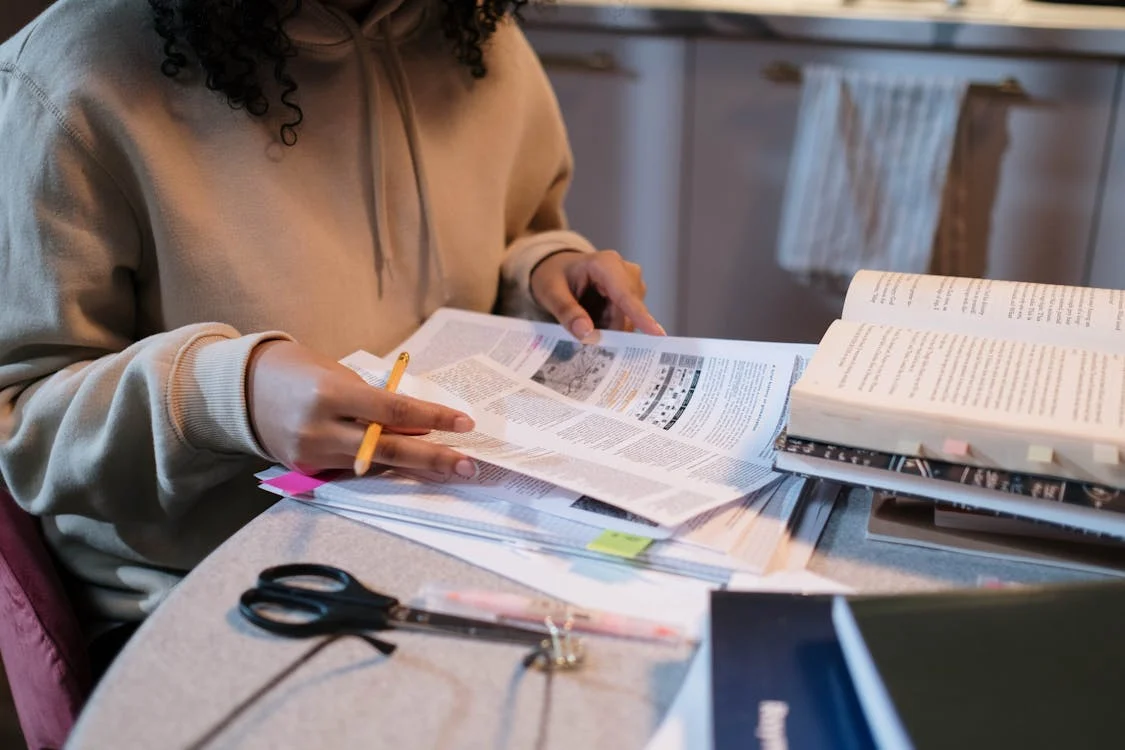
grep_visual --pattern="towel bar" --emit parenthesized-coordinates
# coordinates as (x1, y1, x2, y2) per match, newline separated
(761, 61, 1027, 97)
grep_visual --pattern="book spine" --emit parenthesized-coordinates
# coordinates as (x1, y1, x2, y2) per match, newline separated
(779, 435, 1125, 518)
(932, 500, 1125, 544)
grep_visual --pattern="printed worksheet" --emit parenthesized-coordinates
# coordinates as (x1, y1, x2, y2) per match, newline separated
(343, 351, 784, 527)
(390, 307, 814, 462)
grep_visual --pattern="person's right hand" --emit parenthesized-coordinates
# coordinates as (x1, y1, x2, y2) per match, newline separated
(246, 339, 477, 478)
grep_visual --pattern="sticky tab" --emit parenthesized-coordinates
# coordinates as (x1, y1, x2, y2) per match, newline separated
(942, 439, 970, 458)
(586, 530, 654, 559)
(263, 471, 327, 496)
(1094, 444, 1121, 466)
(896, 440, 923, 457)
(1026, 445, 1054, 464)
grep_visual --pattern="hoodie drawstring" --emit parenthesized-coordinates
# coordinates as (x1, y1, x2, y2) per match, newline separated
(379, 19, 451, 316)
(345, 22, 394, 291)
(333, 4, 451, 315)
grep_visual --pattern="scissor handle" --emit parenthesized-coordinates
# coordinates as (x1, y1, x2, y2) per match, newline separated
(239, 585, 346, 637)
(258, 563, 349, 585)
(240, 564, 400, 638)
(258, 564, 400, 606)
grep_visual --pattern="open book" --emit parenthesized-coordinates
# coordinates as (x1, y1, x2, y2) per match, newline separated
(254, 308, 837, 581)
(785, 270, 1125, 488)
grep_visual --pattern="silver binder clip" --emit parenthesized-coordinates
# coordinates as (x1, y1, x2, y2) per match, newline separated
(526, 616, 585, 671)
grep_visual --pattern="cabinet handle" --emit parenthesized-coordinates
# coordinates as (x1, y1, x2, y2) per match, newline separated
(538, 51, 629, 76)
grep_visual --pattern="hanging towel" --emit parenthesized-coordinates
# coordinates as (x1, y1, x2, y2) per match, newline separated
(776, 65, 971, 293)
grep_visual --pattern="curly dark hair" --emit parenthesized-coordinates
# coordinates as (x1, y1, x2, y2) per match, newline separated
(149, 0, 528, 145)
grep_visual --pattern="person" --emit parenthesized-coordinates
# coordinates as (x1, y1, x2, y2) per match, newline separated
(0, 0, 663, 636)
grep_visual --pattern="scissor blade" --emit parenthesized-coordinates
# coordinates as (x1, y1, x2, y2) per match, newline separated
(389, 606, 549, 646)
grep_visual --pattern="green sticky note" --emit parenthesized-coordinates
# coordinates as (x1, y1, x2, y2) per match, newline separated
(586, 530, 654, 559)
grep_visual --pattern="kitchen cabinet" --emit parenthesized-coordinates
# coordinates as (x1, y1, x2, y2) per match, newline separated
(1089, 65, 1125, 292)
(525, 29, 688, 332)
(682, 40, 1118, 342)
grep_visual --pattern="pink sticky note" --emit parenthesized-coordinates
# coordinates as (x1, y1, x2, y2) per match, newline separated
(942, 438, 970, 457)
(264, 471, 327, 496)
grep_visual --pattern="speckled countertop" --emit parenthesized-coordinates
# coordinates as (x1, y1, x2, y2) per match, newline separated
(528, 0, 1125, 57)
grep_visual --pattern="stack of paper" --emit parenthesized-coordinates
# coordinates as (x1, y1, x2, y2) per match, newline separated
(250, 310, 859, 750)
(257, 308, 843, 584)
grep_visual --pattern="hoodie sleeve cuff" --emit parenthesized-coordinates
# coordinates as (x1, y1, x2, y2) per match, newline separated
(170, 330, 294, 458)
(498, 229, 598, 320)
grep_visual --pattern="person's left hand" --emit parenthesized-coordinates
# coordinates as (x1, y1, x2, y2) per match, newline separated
(530, 250, 666, 340)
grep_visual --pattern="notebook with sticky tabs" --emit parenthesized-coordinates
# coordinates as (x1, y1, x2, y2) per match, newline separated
(777, 434, 1125, 541)
(786, 270, 1125, 490)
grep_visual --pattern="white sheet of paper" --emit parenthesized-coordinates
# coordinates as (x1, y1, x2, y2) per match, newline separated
(339, 308, 816, 537)
(644, 636, 713, 750)
(304, 473, 744, 583)
(390, 307, 814, 462)
(330, 507, 718, 639)
(344, 350, 780, 527)
(727, 569, 854, 595)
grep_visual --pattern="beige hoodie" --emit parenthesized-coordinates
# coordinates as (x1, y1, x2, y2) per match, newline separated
(0, 0, 595, 621)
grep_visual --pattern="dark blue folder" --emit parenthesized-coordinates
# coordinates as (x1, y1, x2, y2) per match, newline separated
(710, 591, 875, 750)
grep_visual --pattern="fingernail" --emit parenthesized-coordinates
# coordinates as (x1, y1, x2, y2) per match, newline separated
(454, 459, 478, 479)
(571, 318, 594, 340)
(657, 324, 668, 336)
(454, 416, 474, 432)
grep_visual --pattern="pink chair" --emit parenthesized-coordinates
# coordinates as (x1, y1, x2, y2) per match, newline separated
(0, 488, 92, 750)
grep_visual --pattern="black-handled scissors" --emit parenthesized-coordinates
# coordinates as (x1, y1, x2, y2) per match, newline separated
(239, 563, 555, 649)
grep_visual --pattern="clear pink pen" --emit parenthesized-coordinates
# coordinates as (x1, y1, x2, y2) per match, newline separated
(439, 589, 686, 643)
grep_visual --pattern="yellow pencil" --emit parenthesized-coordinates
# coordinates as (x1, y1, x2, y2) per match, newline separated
(354, 351, 410, 476)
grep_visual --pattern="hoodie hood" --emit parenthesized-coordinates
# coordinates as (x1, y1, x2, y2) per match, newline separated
(286, 0, 429, 48)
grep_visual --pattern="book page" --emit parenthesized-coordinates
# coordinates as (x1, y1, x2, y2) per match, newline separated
(841, 270, 1125, 351)
(391, 307, 813, 462)
(340, 351, 779, 527)
(795, 320, 1125, 444)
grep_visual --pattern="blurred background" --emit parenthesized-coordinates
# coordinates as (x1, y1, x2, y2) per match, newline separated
(2, 5, 56, 748)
